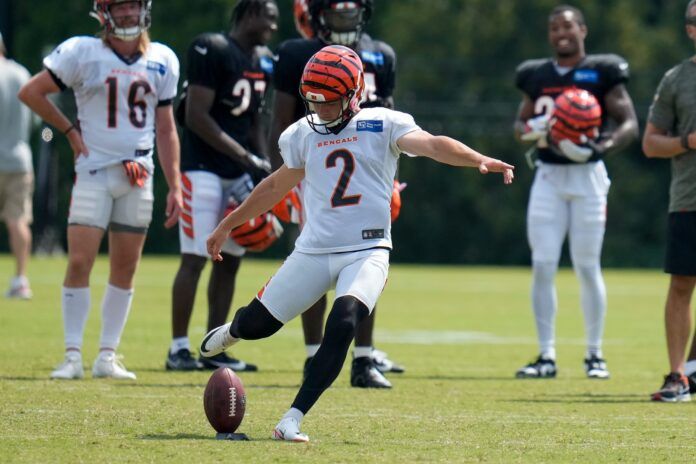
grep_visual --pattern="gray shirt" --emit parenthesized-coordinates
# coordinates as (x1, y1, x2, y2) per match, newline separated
(648, 59, 696, 212)
(0, 57, 32, 173)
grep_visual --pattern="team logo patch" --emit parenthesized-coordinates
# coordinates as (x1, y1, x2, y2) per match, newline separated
(573, 69, 599, 83)
(357, 120, 383, 132)
(147, 61, 167, 76)
(260, 56, 274, 74)
(361, 51, 384, 66)
(362, 229, 385, 239)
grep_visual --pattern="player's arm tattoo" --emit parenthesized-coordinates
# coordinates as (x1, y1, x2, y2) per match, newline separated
(601, 84, 639, 153)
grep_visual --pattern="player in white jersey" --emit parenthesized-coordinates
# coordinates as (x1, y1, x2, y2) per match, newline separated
(199, 45, 514, 442)
(18, 0, 182, 380)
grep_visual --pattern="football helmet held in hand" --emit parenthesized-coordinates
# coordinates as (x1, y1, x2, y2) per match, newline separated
(549, 88, 602, 146)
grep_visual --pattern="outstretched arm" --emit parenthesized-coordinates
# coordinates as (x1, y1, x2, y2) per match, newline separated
(397, 130, 514, 184)
(207, 165, 305, 260)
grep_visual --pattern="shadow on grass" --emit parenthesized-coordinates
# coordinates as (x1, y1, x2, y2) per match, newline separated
(406, 374, 519, 382)
(0, 376, 47, 382)
(114, 382, 298, 390)
(138, 433, 276, 442)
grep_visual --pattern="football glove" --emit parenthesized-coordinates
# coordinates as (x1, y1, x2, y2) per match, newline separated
(555, 135, 607, 163)
(520, 114, 551, 142)
(246, 152, 272, 174)
(122, 160, 149, 187)
(272, 188, 302, 224)
(390, 180, 407, 223)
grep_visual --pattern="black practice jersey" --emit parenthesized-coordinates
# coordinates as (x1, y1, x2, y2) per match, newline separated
(516, 54, 629, 164)
(180, 33, 273, 178)
(273, 33, 396, 121)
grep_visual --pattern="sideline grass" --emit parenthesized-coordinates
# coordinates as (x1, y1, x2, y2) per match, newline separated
(1, 255, 694, 463)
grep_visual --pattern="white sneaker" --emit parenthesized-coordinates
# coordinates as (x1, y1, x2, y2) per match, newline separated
(92, 352, 137, 380)
(200, 322, 239, 358)
(5, 276, 32, 300)
(272, 417, 309, 443)
(50, 352, 84, 380)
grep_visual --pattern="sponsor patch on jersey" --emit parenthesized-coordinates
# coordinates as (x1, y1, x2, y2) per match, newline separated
(147, 61, 167, 76)
(573, 69, 599, 83)
(361, 51, 385, 66)
(134, 149, 152, 158)
(260, 56, 274, 74)
(357, 120, 383, 132)
(362, 229, 385, 240)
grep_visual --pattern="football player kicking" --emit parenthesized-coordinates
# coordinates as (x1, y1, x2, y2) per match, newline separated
(19, 0, 182, 379)
(269, 0, 403, 389)
(513, 5, 638, 379)
(166, 0, 279, 372)
(201, 45, 514, 442)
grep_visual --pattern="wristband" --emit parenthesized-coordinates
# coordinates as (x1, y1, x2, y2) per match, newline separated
(64, 124, 76, 135)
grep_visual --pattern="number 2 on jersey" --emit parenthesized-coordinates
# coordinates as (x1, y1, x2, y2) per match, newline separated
(105, 77, 152, 129)
(326, 149, 361, 208)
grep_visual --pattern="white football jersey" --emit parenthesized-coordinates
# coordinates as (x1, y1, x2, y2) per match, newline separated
(44, 36, 179, 174)
(279, 107, 420, 253)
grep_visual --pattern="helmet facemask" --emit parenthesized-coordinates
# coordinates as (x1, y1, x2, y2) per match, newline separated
(316, 1, 366, 47)
(92, 0, 152, 42)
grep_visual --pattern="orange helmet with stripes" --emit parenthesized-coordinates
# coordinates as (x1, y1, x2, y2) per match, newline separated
(549, 88, 602, 145)
(300, 44, 364, 134)
(294, 0, 315, 39)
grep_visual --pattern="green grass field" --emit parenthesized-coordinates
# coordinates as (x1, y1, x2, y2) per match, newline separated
(1, 255, 694, 463)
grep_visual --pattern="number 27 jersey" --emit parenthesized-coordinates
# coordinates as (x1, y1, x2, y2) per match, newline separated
(279, 107, 420, 254)
(44, 36, 179, 173)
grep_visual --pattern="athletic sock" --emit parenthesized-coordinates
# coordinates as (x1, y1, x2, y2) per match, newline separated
(576, 263, 607, 359)
(305, 344, 320, 358)
(282, 407, 304, 424)
(532, 261, 558, 358)
(99, 284, 134, 351)
(170, 337, 190, 355)
(353, 346, 372, 359)
(62, 286, 91, 351)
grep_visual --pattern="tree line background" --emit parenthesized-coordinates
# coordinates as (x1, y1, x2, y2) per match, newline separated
(0, 0, 692, 267)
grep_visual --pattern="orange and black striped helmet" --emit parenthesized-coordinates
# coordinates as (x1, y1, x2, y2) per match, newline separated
(293, 0, 314, 39)
(300, 44, 365, 134)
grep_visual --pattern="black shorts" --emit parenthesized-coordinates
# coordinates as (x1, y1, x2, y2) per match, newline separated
(665, 211, 696, 275)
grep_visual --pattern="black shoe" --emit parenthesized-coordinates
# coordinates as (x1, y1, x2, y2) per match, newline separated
(584, 356, 610, 379)
(198, 352, 258, 372)
(688, 371, 696, 394)
(515, 355, 557, 378)
(651, 372, 691, 402)
(372, 349, 405, 374)
(302, 356, 313, 382)
(350, 356, 392, 388)
(165, 348, 203, 371)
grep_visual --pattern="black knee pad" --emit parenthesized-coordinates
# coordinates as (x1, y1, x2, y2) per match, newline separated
(230, 298, 283, 340)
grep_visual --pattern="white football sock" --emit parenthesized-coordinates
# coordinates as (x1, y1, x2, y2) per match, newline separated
(62, 286, 91, 351)
(353, 346, 372, 359)
(684, 359, 696, 377)
(170, 337, 190, 355)
(531, 261, 558, 359)
(305, 344, 320, 358)
(99, 284, 134, 351)
(575, 263, 606, 359)
(282, 407, 304, 423)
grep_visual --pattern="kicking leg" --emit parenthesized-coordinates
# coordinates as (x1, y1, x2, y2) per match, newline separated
(274, 296, 368, 442)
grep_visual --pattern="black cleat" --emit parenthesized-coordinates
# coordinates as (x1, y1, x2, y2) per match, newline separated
(584, 356, 610, 379)
(516, 355, 557, 378)
(199, 352, 258, 372)
(165, 348, 203, 371)
(651, 372, 691, 402)
(350, 356, 392, 388)
(372, 349, 405, 374)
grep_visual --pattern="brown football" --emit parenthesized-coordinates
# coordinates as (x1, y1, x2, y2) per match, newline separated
(203, 367, 246, 433)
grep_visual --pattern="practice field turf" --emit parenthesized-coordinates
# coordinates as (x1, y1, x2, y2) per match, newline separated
(1, 255, 694, 463)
